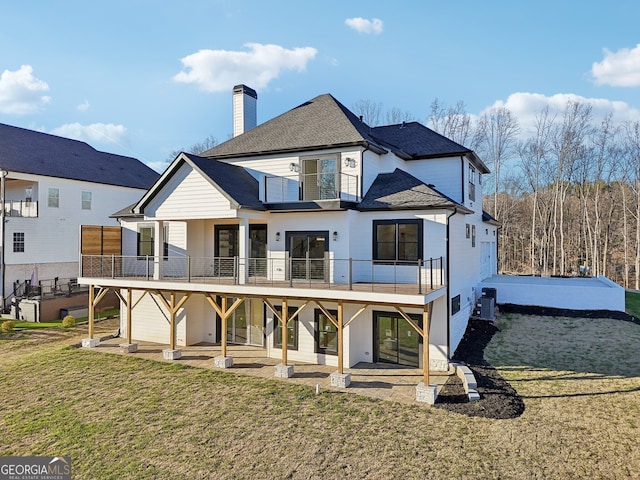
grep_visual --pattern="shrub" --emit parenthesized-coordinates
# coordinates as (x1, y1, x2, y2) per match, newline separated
(61, 315, 76, 328)
(1, 320, 15, 333)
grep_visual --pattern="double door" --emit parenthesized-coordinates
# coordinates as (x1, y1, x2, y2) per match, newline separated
(287, 232, 328, 281)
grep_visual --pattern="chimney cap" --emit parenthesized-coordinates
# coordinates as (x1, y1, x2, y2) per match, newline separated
(233, 84, 257, 99)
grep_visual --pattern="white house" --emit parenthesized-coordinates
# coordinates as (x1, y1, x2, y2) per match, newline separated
(0, 123, 159, 311)
(78, 85, 498, 400)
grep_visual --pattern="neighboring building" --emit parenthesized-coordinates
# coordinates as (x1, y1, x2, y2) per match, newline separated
(0, 123, 159, 312)
(79, 86, 497, 399)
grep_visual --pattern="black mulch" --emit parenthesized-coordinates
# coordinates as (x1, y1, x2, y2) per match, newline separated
(434, 305, 640, 419)
(434, 318, 525, 419)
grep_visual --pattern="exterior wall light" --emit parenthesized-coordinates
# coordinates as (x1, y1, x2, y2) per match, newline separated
(289, 163, 300, 172)
(275, 232, 281, 241)
(343, 157, 357, 168)
(332, 231, 338, 241)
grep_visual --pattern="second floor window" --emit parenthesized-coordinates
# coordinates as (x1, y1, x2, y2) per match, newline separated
(48, 188, 59, 208)
(137, 226, 154, 256)
(468, 164, 476, 202)
(13, 232, 25, 253)
(82, 191, 92, 210)
(373, 219, 423, 263)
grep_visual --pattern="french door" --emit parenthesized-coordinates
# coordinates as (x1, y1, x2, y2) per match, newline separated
(287, 231, 328, 281)
(374, 311, 421, 367)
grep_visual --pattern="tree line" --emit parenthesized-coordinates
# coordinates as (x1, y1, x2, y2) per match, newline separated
(356, 97, 640, 289)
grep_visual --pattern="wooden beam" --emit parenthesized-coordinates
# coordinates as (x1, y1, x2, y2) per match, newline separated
(423, 302, 432, 385)
(131, 290, 149, 310)
(314, 300, 337, 328)
(337, 300, 344, 374)
(221, 296, 228, 357)
(281, 298, 288, 366)
(126, 288, 132, 344)
(91, 286, 110, 308)
(88, 284, 95, 339)
(169, 292, 177, 350)
(394, 306, 424, 337)
(344, 304, 369, 327)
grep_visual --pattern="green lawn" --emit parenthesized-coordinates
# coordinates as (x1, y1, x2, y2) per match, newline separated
(1, 313, 639, 479)
(626, 290, 640, 318)
(1, 309, 119, 331)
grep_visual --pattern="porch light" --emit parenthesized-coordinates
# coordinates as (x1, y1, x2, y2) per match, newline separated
(276, 232, 281, 241)
(289, 162, 300, 172)
(343, 157, 357, 168)
(332, 231, 338, 241)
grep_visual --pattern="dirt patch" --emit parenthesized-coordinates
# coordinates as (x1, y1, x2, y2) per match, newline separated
(434, 318, 525, 419)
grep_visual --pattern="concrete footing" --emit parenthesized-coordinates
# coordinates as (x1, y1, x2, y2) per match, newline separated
(330, 372, 351, 388)
(162, 349, 182, 360)
(416, 382, 438, 404)
(82, 338, 100, 348)
(119, 343, 138, 353)
(214, 355, 234, 368)
(274, 364, 295, 378)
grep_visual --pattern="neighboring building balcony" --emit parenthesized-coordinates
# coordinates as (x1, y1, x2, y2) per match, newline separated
(80, 255, 445, 297)
(3, 200, 38, 217)
(263, 172, 360, 203)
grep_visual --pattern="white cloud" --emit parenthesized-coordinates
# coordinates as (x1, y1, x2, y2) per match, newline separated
(0, 65, 50, 114)
(50, 122, 128, 147)
(484, 92, 640, 137)
(76, 99, 90, 112)
(173, 43, 317, 92)
(592, 44, 640, 87)
(345, 17, 383, 35)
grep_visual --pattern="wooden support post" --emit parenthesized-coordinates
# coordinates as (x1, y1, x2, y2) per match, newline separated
(88, 284, 95, 339)
(221, 296, 228, 357)
(169, 292, 176, 350)
(126, 288, 132, 344)
(337, 300, 344, 374)
(423, 302, 431, 385)
(282, 298, 288, 366)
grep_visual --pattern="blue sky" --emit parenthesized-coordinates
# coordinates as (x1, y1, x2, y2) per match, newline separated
(1, 0, 640, 172)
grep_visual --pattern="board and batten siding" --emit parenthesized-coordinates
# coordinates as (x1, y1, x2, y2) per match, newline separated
(145, 163, 235, 220)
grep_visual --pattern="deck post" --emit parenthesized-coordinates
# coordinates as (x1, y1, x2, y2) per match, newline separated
(126, 288, 133, 344)
(169, 292, 176, 350)
(348, 258, 353, 290)
(281, 297, 288, 366)
(88, 284, 95, 339)
(418, 259, 422, 294)
(423, 302, 431, 385)
(337, 300, 344, 374)
(221, 296, 228, 357)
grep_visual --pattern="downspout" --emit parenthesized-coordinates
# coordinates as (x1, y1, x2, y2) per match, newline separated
(359, 145, 369, 202)
(0, 170, 7, 312)
(445, 207, 457, 363)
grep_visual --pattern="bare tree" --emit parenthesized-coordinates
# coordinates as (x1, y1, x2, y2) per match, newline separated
(476, 107, 520, 218)
(385, 107, 416, 125)
(165, 134, 219, 163)
(427, 98, 478, 148)
(352, 99, 382, 126)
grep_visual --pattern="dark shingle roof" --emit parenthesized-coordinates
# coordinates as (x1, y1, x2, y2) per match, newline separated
(358, 168, 468, 212)
(185, 153, 264, 210)
(202, 94, 388, 158)
(370, 122, 468, 158)
(0, 123, 159, 189)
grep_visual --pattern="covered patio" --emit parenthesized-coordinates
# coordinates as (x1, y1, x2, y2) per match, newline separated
(84, 337, 454, 405)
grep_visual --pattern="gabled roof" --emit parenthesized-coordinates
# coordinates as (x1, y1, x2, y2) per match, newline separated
(202, 94, 489, 174)
(0, 123, 159, 189)
(135, 152, 264, 214)
(358, 168, 471, 212)
(202, 94, 388, 159)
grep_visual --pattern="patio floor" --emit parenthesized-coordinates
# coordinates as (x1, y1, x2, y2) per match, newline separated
(90, 337, 453, 405)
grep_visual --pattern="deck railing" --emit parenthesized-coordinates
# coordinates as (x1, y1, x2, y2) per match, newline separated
(3, 200, 38, 217)
(80, 255, 445, 295)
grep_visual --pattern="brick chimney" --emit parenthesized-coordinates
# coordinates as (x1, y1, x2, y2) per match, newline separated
(232, 84, 257, 137)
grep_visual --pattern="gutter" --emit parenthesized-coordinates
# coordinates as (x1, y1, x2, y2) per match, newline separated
(0, 170, 6, 311)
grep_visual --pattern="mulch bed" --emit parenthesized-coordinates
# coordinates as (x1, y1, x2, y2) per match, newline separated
(434, 305, 640, 419)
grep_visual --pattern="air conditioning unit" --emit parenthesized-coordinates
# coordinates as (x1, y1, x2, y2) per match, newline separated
(480, 296, 495, 321)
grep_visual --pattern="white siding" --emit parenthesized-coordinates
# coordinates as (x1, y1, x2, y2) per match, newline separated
(121, 290, 187, 346)
(145, 163, 235, 220)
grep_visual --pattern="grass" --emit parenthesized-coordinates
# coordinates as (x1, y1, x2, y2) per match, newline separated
(1, 309, 120, 331)
(625, 290, 640, 318)
(1, 316, 639, 479)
